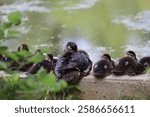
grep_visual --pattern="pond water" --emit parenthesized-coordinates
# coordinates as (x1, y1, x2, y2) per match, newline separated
(0, 0, 150, 62)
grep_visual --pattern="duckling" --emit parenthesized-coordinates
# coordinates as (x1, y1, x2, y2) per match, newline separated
(101, 53, 116, 68)
(126, 50, 139, 63)
(28, 54, 54, 74)
(0, 54, 4, 61)
(54, 41, 92, 84)
(139, 56, 150, 68)
(16, 44, 34, 72)
(5, 44, 32, 71)
(17, 43, 29, 52)
(113, 56, 136, 76)
(132, 62, 146, 75)
(131, 56, 150, 75)
(93, 59, 113, 78)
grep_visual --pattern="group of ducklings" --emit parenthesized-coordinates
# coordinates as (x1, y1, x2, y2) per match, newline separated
(1, 42, 150, 84)
(93, 51, 148, 78)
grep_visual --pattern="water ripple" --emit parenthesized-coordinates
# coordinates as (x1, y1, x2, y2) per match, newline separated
(0, 0, 50, 14)
(64, 0, 97, 10)
(113, 11, 150, 32)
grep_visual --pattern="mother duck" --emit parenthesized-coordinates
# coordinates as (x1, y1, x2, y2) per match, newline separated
(54, 41, 92, 84)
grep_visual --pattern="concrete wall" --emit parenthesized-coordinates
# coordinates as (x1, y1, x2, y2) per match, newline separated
(1, 71, 150, 100)
(74, 74, 150, 100)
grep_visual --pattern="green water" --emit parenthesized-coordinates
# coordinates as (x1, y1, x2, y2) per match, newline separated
(0, 0, 150, 61)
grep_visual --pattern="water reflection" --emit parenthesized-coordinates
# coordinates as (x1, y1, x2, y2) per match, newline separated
(0, 0, 150, 61)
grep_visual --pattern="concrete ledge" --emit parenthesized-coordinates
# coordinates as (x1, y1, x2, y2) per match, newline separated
(1, 71, 150, 100)
(75, 74, 150, 100)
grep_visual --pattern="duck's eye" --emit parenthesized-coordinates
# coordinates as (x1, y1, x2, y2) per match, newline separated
(130, 54, 133, 57)
(104, 65, 108, 69)
(125, 61, 129, 66)
(67, 46, 72, 50)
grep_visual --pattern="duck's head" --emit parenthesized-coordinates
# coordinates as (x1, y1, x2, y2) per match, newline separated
(101, 53, 111, 62)
(46, 54, 54, 61)
(126, 50, 138, 62)
(17, 44, 29, 51)
(64, 41, 78, 54)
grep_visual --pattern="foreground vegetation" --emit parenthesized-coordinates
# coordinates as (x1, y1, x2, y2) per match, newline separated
(0, 12, 81, 100)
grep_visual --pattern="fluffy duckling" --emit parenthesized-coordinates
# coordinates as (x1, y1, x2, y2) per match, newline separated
(101, 53, 116, 68)
(132, 56, 150, 75)
(93, 59, 113, 78)
(0, 54, 4, 61)
(4, 43, 33, 72)
(17, 43, 29, 52)
(126, 50, 139, 63)
(113, 51, 138, 76)
(28, 54, 54, 74)
(16, 44, 34, 72)
(132, 62, 146, 75)
(2, 44, 30, 71)
(113, 56, 136, 76)
(139, 57, 150, 67)
(93, 53, 114, 78)
(54, 41, 92, 84)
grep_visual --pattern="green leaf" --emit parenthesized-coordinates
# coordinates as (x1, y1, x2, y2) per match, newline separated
(36, 67, 47, 79)
(43, 73, 56, 87)
(12, 73, 19, 82)
(16, 50, 31, 57)
(65, 95, 74, 100)
(74, 85, 83, 92)
(68, 85, 83, 92)
(8, 12, 22, 25)
(4, 52, 19, 62)
(2, 22, 12, 29)
(50, 83, 61, 92)
(28, 54, 44, 63)
(0, 61, 8, 69)
(59, 80, 68, 89)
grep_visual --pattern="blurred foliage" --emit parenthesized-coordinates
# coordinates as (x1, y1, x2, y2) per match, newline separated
(0, 11, 21, 40)
(0, 70, 68, 100)
(0, 11, 81, 100)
